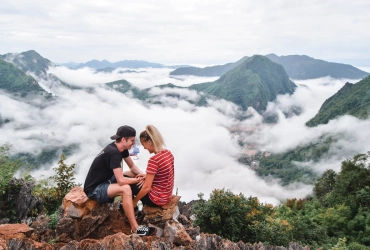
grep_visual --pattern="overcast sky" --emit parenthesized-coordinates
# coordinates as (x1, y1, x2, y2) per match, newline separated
(1, 0, 370, 67)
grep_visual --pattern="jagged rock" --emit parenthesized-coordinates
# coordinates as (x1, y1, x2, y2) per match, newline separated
(30, 214, 56, 243)
(0, 224, 34, 240)
(177, 214, 193, 229)
(164, 220, 193, 246)
(7, 238, 53, 250)
(59, 240, 79, 249)
(62, 186, 98, 218)
(143, 195, 181, 226)
(0, 238, 7, 250)
(289, 242, 310, 250)
(0, 188, 311, 250)
(146, 236, 174, 249)
(56, 186, 130, 241)
(185, 226, 200, 241)
(178, 200, 198, 219)
(6, 178, 42, 224)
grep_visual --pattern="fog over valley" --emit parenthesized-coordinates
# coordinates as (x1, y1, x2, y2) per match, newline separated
(1, 66, 369, 205)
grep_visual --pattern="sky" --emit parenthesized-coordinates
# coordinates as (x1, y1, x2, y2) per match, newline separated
(1, 0, 370, 68)
(1, 65, 370, 205)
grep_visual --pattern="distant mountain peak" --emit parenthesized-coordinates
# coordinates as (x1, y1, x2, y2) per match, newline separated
(188, 55, 296, 112)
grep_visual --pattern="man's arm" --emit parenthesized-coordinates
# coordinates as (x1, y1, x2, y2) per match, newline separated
(123, 156, 143, 175)
(113, 168, 139, 185)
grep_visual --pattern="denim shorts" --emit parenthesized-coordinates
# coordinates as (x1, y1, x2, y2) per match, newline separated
(87, 176, 116, 204)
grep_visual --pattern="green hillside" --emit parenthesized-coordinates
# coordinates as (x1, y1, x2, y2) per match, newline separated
(266, 54, 369, 80)
(188, 55, 296, 112)
(0, 50, 55, 77)
(169, 56, 249, 77)
(306, 75, 370, 127)
(0, 58, 47, 96)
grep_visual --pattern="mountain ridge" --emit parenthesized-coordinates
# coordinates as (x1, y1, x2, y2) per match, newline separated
(306, 75, 370, 127)
(188, 55, 296, 113)
(169, 54, 369, 80)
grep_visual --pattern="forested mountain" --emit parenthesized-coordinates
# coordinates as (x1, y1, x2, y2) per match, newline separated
(265, 54, 369, 80)
(169, 56, 249, 77)
(0, 58, 49, 97)
(0, 50, 55, 77)
(188, 55, 296, 112)
(169, 54, 369, 80)
(306, 75, 370, 127)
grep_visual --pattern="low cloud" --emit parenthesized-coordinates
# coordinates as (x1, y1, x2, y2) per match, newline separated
(1, 68, 368, 205)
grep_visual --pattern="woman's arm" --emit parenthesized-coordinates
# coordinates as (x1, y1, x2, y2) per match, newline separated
(133, 173, 155, 207)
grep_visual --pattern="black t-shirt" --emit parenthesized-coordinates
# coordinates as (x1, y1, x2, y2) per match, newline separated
(84, 142, 129, 195)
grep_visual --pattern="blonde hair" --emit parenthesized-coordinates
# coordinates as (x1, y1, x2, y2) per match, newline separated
(140, 125, 166, 153)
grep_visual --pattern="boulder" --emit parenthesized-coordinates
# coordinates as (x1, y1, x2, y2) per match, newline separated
(0, 238, 7, 250)
(30, 214, 56, 243)
(6, 178, 42, 224)
(164, 220, 193, 246)
(7, 238, 53, 250)
(62, 186, 98, 218)
(143, 195, 181, 225)
(56, 186, 130, 241)
(0, 224, 34, 240)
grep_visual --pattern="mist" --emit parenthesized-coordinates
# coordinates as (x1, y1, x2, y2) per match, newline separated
(1, 67, 369, 205)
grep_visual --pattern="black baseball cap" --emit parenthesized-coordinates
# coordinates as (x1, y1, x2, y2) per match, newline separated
(110, 125, 136, 139)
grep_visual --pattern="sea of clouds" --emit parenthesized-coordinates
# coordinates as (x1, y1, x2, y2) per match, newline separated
(1, 66, 369, 205)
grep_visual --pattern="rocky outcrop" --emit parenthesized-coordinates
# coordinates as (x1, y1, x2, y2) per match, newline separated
(0, 187, 310, 249)
(5, 178, 42, 224)
(143, 195, 181, 224)
(55, 186, 130, 241)
(0, 223, 34, 240)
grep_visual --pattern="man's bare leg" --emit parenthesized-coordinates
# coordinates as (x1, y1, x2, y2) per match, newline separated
(107, 183, 138, 232)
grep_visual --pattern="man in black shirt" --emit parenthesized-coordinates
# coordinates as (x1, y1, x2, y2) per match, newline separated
(84, 125, 155, 236)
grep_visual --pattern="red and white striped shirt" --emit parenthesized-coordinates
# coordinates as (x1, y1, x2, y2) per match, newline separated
(146, 149, 174, 206)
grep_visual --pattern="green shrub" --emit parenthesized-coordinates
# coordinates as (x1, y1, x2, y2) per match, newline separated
(48, 210, 59, 230)
(192, 188, 289, 245)
(33, 154, 80, 214)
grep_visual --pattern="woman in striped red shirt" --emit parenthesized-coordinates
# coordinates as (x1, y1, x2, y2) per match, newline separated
(132, 125, 175, 208)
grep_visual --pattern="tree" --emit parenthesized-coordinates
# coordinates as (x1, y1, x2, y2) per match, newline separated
(324, 152, 370, 213)
(52, 154, 78, 201)
(313, 169, 337, 200)
(192, 189, 291, 245)
(33, 154, 79, 214)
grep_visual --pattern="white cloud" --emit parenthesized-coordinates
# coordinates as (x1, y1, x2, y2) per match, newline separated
(1, 0, 369, 66)
(0, 66, 325, 205)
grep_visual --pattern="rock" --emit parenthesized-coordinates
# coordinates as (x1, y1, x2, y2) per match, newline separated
(59, 240, 79, 249)
(30, 214, 56, 243)
(0, 224, 34, 240)
(56, 186, 130, 241)
(289, 242, 310, 250)
(0, 238, 7, 250)
(143, 195, 181, 226)
(178, 200, 198, 220)
(62, 186, 98, 218)
(7, 238, 53, 250)
(164, 220, 193, 246)
(177, 214, 193, 229)
(6, 178, 42, 224)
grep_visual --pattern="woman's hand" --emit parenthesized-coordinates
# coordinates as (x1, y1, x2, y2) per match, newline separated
(136, 173, 146, 188)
